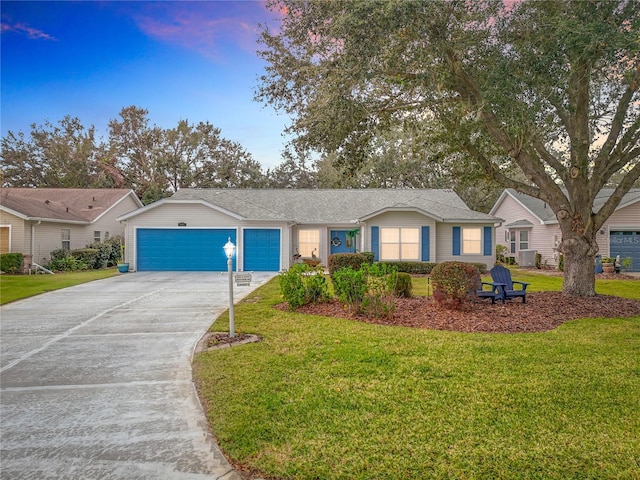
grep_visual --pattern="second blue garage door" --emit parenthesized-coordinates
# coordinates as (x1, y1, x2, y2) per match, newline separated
(137, 229, 236, 271)
(243, 229, 280, 271)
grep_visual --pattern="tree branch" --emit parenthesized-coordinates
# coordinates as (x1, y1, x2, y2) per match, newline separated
(594, 59, 640, 172)
(593, 161, 640, 230)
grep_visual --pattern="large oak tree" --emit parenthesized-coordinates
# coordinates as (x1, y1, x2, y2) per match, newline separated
(1, 106, 268, 204)
(1, 117, 115, 189)
(256, 0, 640, 296)
(108, 107, 266, 203)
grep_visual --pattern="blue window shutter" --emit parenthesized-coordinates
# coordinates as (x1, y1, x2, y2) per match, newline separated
(421, 226, 430, 261)
(452, 226, 461, 256)
(483, 226, 492, 256)
(371, 226, 379, 261)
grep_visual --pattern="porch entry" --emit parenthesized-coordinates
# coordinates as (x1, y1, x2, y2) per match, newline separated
(330, 230, 356, 254)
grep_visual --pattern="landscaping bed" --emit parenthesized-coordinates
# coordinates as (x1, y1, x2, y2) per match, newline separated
(281, 291, 640, 333)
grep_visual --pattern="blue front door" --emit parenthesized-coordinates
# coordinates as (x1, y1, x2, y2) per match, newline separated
(330, 230, 354, 254)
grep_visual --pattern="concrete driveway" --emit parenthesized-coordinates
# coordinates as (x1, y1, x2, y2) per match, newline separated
(1, 271, 275, 479)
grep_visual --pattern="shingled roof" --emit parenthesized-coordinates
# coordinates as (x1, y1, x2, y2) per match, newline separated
(494, 188, 640, 224)
(1, 188, 139, 223)
(123, 188, 500, 224)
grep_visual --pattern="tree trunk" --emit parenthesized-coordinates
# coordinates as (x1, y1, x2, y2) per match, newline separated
(559, 232, 598, 297)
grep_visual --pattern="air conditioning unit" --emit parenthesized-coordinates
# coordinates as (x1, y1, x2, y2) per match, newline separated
(518, 249, 537, 267)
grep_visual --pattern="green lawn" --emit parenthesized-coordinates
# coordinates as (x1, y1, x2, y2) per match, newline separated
(193, 272, 640, 480)
(0, 268, 119, 304)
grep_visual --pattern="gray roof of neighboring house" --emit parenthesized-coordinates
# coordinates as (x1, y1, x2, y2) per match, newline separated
(501, 188, 640, 224)
(167, 188, 500, 224)
(0, 188, 139, 223)
(504, 219, 534, 228)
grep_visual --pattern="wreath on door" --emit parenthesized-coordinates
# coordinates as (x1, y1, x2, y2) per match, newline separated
(331, 237, 342, 247)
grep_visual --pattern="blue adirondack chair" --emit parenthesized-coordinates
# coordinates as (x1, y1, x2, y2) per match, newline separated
(490, 265, 530, 303)
(476, 281, 502, 304)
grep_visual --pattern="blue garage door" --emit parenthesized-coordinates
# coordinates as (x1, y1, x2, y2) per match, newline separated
(244, 229, 280, 271)
(137, 229, 236, 271)
(610, 231, 640, 272)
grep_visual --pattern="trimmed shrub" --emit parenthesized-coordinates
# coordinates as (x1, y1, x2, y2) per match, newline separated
(469, 262, 489, 274)
(279, 263, 330, 310)
(379, 261, 437, 274)
(332, 266, 368, 314)
(393, 272, 412, 298)
(362, 263, 397, 318)
(496, 244, 508, 263)
(535, 253, 542, 269)
(360, 251, 375, 264)
(332, 262, 397, 318)
(71, 248, 100, 268)
(87, 235, 123, 268)
(49, 248, 69, 262)
(0, 253, 24, 274)
(327, 252, 375, 274)
(431, 261, 481, 310)
(46, 255, 89, 271)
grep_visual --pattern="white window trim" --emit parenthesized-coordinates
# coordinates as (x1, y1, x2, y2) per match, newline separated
(61, 228, 71, 251)
(380, 227, 420, 261)
(297, 229, 320, 258)
(461, 227, 482, 255)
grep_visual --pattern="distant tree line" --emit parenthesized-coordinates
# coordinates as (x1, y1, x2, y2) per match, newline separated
(1, 105, 507, 210)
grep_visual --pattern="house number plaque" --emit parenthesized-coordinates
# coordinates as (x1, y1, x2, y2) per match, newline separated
(235, 273, 252, 286)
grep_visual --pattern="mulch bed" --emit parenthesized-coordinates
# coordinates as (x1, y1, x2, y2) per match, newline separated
(278, 291, 640, 333)
(196, 332, 261, 352)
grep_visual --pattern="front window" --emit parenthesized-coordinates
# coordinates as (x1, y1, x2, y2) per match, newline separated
(94, 231, 101, 243)
(462, 227, 482, 254)
(298, 229, 319, 257)
(380, 227, 419, 261)
(61, 229, 71, 251)
(519, 230, 529, 250)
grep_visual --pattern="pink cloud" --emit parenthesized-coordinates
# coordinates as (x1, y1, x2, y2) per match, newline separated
(131, 2, 278, 61)
(1, 21, 56, 41)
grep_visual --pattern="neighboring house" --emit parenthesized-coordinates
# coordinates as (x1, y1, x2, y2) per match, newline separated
(0, 188, 143, 266)
(490, 188, 640, 271)
(116, 188, 502, 272)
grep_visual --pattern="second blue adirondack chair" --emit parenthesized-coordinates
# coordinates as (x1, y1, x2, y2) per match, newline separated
(490, 265, 530, 303)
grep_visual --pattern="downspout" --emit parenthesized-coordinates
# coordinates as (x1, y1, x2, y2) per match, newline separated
(31, 220, 41, 274)
(31, 220, 41, 257)
(287, 222, 298, 270)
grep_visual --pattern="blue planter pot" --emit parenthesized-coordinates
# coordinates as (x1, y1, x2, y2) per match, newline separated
(117, 263, 129, 273)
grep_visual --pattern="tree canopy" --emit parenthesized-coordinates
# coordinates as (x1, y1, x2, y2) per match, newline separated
(1, 107, 267, 203)
(257, 0, 640, 295)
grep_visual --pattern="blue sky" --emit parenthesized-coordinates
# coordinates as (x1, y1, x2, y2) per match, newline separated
(1, 0, 290, 169)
